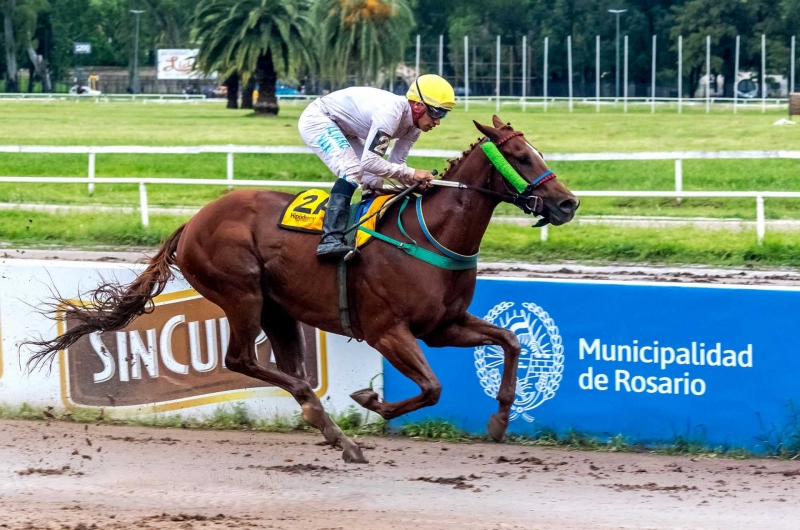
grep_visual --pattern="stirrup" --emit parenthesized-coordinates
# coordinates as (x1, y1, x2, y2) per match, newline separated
(343, 248, 360, 262)
(316, 237, 353, 260)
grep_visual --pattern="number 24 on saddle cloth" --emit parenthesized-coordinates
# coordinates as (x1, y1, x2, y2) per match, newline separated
(278, 189, 392, 248)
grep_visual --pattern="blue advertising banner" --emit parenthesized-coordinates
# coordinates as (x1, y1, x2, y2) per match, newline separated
(384, 278, 800, 449)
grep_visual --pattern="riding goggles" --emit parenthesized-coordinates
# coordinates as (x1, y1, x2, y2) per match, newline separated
(424, 104, 449, 120)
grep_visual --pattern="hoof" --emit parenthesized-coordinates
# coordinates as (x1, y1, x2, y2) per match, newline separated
(342, 444, 368, 464)
(487, 413, 508, 442)
(350, 388, 380, 410)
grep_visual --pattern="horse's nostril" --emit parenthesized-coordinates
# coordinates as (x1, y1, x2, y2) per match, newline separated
(559, 198, 578, 213)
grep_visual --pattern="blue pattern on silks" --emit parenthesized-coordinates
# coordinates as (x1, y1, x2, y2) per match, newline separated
(317, 126, 351, 155)
(356, 196, 376, 221)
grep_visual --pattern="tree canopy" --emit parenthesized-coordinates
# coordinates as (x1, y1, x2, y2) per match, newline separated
(2, 0, 799, 94)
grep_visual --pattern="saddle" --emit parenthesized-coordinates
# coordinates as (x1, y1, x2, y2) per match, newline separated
(278, 189, 391, 248)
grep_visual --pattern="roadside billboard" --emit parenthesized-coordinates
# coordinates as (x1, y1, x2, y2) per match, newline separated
(385, 277, 800, 450)
(157, 49, 203, 80)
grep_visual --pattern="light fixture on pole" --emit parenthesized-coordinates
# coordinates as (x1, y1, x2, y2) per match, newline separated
(130, 9, 145, 94)
(608, 9, 627, 98)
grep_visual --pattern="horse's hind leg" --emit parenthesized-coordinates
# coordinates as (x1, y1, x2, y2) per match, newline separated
(260, 298, 366, 463)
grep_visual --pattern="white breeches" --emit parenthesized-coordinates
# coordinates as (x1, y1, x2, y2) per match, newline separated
(298, 101, 383, 190)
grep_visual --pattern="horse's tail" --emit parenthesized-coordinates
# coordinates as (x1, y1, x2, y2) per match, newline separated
(25, 224, 187, 372)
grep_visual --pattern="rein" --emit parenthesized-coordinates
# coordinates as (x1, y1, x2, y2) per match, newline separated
(351, 133, 555, 269)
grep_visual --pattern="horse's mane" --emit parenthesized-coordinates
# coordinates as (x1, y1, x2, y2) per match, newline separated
(442, 123, 515, 180)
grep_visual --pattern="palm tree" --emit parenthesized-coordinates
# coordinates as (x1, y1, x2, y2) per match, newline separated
(192, 0, 311, 115)
(313, 0, 414, 88)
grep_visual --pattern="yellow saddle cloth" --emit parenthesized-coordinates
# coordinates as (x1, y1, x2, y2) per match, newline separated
(279, 189, 392, 248)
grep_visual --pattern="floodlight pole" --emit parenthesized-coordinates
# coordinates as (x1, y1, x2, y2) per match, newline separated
(596, 35, 600, 112)
(131, 9, 145, 94)
(608, 9, 627, 98)
(791, 35, 796, 94)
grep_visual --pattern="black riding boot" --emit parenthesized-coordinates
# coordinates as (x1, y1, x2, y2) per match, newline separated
(317, 181, 355, 260)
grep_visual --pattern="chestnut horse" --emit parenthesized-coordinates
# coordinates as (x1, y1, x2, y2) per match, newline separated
(27, 116, 578, 463)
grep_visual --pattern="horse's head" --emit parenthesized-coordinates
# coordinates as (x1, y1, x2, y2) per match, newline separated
(473, 116, 578, 226)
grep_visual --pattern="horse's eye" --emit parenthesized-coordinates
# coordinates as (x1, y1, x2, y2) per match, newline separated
(516, 155, 531, 165)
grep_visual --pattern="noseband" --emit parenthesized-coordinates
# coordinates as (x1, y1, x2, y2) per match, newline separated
(481, 132, 555, 216)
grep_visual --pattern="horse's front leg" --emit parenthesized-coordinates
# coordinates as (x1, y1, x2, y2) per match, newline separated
(422, 313, 521, 442)
(350, 324, 442, 420)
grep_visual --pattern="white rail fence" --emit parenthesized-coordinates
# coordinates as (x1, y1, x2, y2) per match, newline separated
(2, 145, 800, 244)
(0, 93, 791, 111)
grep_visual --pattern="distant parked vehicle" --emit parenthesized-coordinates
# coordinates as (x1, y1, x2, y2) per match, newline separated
(69, 85, 101, 96)
(454, 86, 471, 97)
(253, 83, 300, 100)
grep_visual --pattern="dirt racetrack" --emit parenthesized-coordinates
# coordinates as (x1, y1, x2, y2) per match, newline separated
(1, 420, 799, 529)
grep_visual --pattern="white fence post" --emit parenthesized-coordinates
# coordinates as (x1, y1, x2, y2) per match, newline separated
(227, 150, 234, 190)
(756, 195, 765, 245)
(567, 35, 573, 112)
(438, 34, 444, 77)
(675, 158, 683, 205)
(792, 35, 796, 94)
(543, 37, 548, 113)
(624, 35, 628, 113)
(596, 35, 601, 113)
(762, 34, 766, 114)
(734, 36, 740, 114)
(415, 34, 421, 77)
(522, 35, 527, 112)
(88, 151, 96, 196)
(496, 35, 501, 112)
(139, 181, 149, 228)
(678, 36, 682, 114)
(464, 36, 469, 112)
(706, 35, 711, 113)
(541, 224, 548, 242)
(651, 35, 656, 114)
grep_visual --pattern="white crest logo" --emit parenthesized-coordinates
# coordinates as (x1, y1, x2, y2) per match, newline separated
(474, 302, 564, 422)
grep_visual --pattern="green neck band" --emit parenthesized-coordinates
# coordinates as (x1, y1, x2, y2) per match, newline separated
(481, 142, 528, 193)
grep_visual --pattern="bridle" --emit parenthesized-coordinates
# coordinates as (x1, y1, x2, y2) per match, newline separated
(437, 131, 554, 221)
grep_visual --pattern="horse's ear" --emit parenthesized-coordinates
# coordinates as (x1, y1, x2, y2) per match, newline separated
(491, 115, 507, 129)
(473, 120, 500, 141)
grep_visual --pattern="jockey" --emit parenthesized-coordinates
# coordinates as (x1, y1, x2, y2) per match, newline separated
(298, 74, 456, 260)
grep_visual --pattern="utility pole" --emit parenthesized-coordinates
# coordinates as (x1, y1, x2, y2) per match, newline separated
(131, 9, 145, 94)
(608, 9, 627, 98)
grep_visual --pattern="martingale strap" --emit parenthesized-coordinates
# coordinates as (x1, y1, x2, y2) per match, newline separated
(415, 197, 479, 262)
(357, 197, 478, 271)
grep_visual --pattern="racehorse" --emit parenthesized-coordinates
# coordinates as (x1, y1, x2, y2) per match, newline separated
(26, 116, 578, 464)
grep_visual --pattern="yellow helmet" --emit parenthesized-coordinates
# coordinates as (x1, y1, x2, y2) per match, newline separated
(407, 74, 456, 113)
